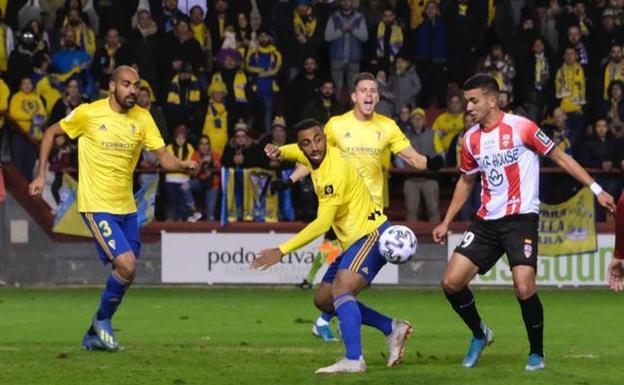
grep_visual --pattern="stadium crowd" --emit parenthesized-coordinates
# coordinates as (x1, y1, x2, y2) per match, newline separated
(1, 0, 623, 222)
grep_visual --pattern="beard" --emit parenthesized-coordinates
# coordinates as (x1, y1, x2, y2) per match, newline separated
(114, 90, 136, 109)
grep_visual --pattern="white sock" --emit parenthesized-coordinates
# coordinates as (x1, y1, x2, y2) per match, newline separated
(316, 316, 329, 327)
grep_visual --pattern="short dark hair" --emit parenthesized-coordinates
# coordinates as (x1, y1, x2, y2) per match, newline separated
(294, 118, 322, 134)
(462, 73, 499, 94)
(353, 72, 378, 89)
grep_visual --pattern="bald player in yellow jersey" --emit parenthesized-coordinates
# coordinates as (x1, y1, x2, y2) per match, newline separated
(268, 72, 444, 208)
(29, 66, 197, 352)
(253, 119, 412, 374)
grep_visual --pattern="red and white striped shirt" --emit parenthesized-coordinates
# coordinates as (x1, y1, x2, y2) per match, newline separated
(460, 112, 554, 220)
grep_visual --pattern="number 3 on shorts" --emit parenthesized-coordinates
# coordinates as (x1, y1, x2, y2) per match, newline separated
(98, 220, 112, 237)
(460, 231, 475, 248)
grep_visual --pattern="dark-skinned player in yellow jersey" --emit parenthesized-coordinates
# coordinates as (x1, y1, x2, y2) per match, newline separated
(252, 119, 411, 374)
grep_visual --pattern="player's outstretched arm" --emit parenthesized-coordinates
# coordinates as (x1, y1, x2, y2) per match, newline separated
(251, 205, 338, 270)
(608, 258, 624, 291)
(29, 122, 66, 196)
(432, 172, 478, 244)
(547, 146, 616, 212)
(152, 147, 198, 174)
(397, 147, 444, 171)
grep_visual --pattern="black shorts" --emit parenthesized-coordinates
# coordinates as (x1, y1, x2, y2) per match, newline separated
(454, 213, 539, 274)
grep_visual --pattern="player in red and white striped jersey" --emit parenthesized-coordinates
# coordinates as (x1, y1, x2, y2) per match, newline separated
(609, 192, 624, 291)
(432, 74, 616, 371)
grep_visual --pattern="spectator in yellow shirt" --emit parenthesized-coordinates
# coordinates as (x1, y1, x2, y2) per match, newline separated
(9, 77, 47, 138)
(432, 93, 464, 152)
(8, 77, 46, 180)
(202, 79, 228, 155)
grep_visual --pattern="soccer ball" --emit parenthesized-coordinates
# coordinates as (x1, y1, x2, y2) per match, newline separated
(378, 225, 417, 264)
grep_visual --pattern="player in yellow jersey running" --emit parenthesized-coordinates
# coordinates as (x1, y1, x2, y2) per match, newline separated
(266, 72, 443, 339)
(252, 119, 412, 374)
(268, 72, 443, 208)
(29, 66, 198, 351)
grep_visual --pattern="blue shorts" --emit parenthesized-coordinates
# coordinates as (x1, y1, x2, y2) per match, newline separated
(322, 221, 391, 284)
(81, 212, 140, 264)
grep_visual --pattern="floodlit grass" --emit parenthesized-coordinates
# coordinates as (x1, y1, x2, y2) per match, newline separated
(0, 287, 620, 385)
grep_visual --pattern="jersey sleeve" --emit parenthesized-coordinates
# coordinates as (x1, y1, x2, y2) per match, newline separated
(142, 113, 165, 151)
(459, 135, 479, 175)
(324, 119, 336, 147)
(518, 120, 555, 155)
(279, 143, 308, 165)
(59, 103, 89, 139)
(388, 122, 411, 154)
(278, 204, 337, 254)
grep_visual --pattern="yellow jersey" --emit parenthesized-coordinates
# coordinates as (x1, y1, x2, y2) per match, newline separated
(60, 98, 165, 214)
(8, 91, 47, 138)
(432, 111, 464, 152)
(323, 111, 410, 207)
(0, 78, 9, 127)
(278, 146, 387, 253)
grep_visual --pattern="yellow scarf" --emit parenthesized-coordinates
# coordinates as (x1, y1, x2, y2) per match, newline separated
(293, 10, 316, 38)
(407, 0, 425, 29)
(488, 0, 496, 26)
(0, 24, 6, 71)
(376, 22, 403, 62)
(603, 61, 624, 100)
(191, 23, 207, 48)
(211, 71, 248, 103)
(166, 75, 201, 105)
(556, 63, 585, 113)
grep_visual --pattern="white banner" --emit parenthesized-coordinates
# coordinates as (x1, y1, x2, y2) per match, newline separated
(447, 233, 615, 287)
(162, 232, 398, 284)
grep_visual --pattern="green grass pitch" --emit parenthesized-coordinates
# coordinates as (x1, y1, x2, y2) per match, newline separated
(0, 287, 620, 385)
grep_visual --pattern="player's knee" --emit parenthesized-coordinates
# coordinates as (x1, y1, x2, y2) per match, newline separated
(114, 256, 137, 282)
(314, 293, 333, 313)
(441, 276, 463, 294)
(513, 282, 536, 300)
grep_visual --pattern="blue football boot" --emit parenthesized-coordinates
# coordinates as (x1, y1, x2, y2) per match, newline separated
(462, 324, 494, 368)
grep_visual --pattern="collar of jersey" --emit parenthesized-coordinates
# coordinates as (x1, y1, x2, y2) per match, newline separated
(479, 111, 504, 132)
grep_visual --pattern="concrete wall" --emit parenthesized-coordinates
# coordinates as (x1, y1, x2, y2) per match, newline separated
(0, 192, 448, 287)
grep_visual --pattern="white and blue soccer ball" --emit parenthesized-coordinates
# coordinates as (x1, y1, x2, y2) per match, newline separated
(378, 225, 417, 264)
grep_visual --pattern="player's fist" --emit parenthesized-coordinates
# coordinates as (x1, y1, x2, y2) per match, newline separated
(269, 178, 293, 195)
(264, 144, 281, 161)
(608, 258, 624, 292)
(28, 176, 45, 197)
(182, 160, 199, 175)
(432, 223, 449, 244)
(597, 191, 616, 213)
(426, 155, 445, 172)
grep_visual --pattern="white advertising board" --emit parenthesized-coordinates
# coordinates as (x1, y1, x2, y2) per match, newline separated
(447, 233, 615, 287)
(162, 232, 398, 284)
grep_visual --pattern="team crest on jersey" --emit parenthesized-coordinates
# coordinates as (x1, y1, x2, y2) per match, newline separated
(376, 131, 381, 141)
(523, 239, 533, 258)
(502, 134, 511, 147)
(534, 129, 552, 146)
(99, 124, 107, 131)
(108, 239, 116, 250)
(130, 123, 136, 135)
(324, 185, 334, 195)
(488, 169, 504, 187)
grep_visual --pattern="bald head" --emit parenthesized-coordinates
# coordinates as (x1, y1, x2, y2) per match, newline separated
(110, 65, 140, 111)
(111, 65, 139, 83)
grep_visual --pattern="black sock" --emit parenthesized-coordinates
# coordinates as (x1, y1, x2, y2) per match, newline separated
(518, 293, 544, 357)
(444, 287, 484, 338)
